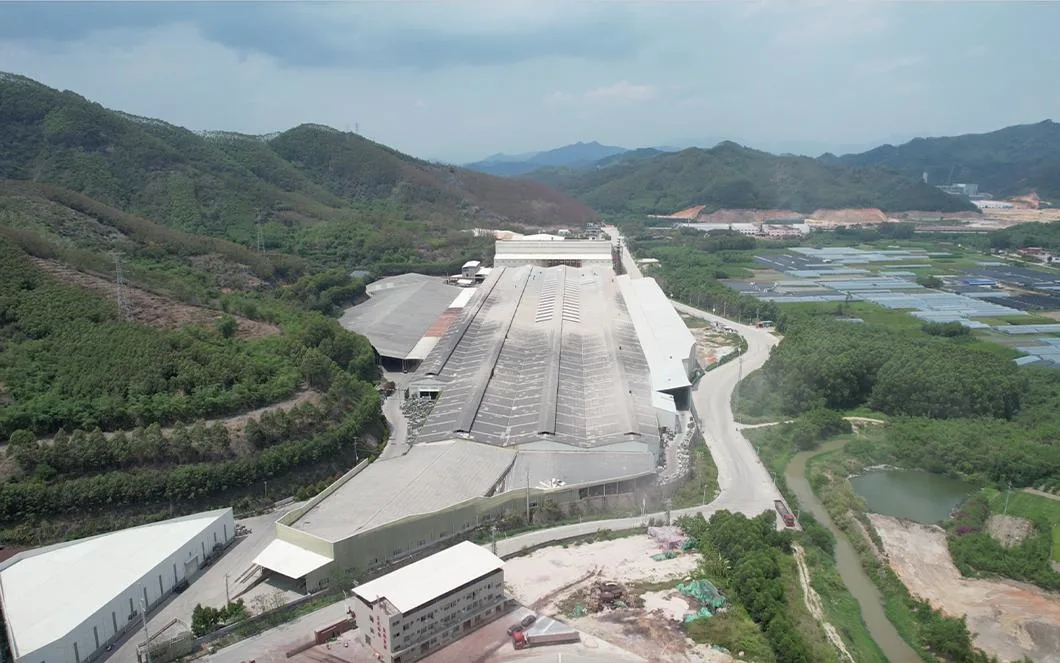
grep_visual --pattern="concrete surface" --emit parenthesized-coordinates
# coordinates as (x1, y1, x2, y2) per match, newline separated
(106, 506, 304, 663)
(203, 601, 354, 663)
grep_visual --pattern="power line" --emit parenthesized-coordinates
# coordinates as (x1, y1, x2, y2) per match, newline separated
(114, 254, 131, 321)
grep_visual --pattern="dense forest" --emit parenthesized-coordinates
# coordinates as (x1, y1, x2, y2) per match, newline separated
(0, 237, 385, 543)
(0, 72, 594, 270)
(827, 119, 1060, 203)
(528, 141, 977, 215)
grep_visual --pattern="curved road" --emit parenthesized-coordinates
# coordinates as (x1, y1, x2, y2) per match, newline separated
(494, 298, 782, 556)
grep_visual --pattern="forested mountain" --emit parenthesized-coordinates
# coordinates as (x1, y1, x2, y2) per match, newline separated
(0, 72, 595, 257)
(464, 141, 629, 177)
(826, 120, 1060, 202)
(527, 141, 976, 214)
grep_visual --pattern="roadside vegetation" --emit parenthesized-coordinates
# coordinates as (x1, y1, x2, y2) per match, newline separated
(679, 510, 845, 663)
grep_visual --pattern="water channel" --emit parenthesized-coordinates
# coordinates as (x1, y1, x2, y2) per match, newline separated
(849, 469, 973, 524)
(786, 439, 922, 663)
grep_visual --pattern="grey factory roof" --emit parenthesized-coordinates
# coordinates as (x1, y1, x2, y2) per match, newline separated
(410, 265, 660, 449)
(339, 274, 462, 360)
(291, 440, 515, 540)
(503, 446, 657, 492)
(617, 276, 694, 393)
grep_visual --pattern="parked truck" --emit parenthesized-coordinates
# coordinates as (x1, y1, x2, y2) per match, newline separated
(774, 499, 796, 527)
(511, 616, 580, 649)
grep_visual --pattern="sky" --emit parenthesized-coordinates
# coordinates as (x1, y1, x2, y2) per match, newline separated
(1, 1, 1058, 163)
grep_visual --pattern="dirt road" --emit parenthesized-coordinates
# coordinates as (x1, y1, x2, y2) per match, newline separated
(870, 514, 1060, 663)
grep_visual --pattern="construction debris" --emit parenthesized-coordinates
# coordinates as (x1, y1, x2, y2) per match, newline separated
(587, 580, 627, 612)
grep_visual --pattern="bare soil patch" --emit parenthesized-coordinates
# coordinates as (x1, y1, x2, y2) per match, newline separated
(987, 514, 1036, 548)
(29, 257, 280, 338)
(870, 513, 1060, 663)
(691, 328, 737, 369)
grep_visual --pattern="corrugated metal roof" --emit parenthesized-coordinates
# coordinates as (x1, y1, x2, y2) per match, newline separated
(252, 539, 332, 580)
(617, 275, 693, 393)
(339, 275, 462, 359)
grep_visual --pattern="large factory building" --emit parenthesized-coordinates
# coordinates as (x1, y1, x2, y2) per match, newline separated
(251, 247, 697, 591)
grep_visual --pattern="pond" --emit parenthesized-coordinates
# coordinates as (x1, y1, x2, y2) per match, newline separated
(849, 469, 974, 525)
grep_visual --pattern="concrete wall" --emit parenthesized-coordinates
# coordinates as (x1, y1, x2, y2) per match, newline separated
(17, 510, 235, 663)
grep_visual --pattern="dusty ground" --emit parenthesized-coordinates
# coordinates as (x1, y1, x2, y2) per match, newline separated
(691, 328, 737, 369)
(987, 515, 1036, 548)
(504, 535, 700, 613)
(504, 536, 746, 663)
(870, 514, 1060, 663)
(29, 257, 281, 338)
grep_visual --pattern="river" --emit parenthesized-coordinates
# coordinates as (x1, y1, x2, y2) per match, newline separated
(786, 440, 922, 663)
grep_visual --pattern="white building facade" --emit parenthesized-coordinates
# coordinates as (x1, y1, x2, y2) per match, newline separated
(492, 239, 615, 269)
(351, 541, 507, 663)
(0, 509, 235, 663)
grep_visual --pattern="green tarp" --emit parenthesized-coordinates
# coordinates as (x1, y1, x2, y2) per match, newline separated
(677, 579, 726, 611)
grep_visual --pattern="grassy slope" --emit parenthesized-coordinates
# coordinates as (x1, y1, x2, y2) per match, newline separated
(985, 488, 1060, 561)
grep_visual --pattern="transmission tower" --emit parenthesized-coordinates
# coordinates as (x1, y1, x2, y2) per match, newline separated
(114, 254, 132, 321)
(256, 222, 265, 254)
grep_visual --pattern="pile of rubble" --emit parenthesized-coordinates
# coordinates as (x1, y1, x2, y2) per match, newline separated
(656, 419, 696, 485)
(400, 397, 435, 443)
(587, 580, 628, 612)
(648, 526, 695, 560)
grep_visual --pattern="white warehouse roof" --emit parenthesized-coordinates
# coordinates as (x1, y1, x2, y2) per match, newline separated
(253, 539, 332, 580)
(616, 275, 693, 393)
(352, 541, 503, 613)
(0, 509, 232, 660)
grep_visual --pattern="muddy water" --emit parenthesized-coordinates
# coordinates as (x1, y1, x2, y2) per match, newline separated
(786, 440, 921, 663)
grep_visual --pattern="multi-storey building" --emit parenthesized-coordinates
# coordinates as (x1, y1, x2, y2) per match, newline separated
(350, 541, 507, 663)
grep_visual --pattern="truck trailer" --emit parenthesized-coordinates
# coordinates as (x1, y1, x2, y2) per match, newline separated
(512, 616, 580, 649)
(774, 499, 796, 527)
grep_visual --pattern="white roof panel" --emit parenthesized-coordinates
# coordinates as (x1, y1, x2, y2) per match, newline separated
(616, 276, 692, 392)
(406, 336, 441, 361)
(352, 541, 503, 613)
(449, 288, 476, 309)
(0, 509, 231, 658)
(252, 539, 332, 580)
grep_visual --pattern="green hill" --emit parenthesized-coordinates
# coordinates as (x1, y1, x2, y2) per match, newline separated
(828, 120, 1060, 203)
(527, 141, 976, 215)
(0, 73, 595, 256)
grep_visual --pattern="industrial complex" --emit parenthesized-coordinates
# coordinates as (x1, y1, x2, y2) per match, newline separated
(252, 238, 698, 593)
(0, 509, 235, 663)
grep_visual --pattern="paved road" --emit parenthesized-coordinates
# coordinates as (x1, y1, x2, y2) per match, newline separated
(378, 371, 413, 460)
(107, 507, 305, 663)
(603, 224, 642, 278)
(203, 601, 353, 663)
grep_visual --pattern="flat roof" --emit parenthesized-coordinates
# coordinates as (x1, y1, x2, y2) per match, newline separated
(0, 509, 230, 658)
(352, 541, 503, 613)
(411, 266, 660, 449)
(494, 253, 615, 261)
(339, 274, 462, 360)
(505, 447, 656, 492)
(291, 441, 516, 540)
(252, 539, 332, 580)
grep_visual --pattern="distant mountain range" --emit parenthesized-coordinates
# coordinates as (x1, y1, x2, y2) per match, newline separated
(825, 120, 1060, 202)
(463, 141, 632, 177)
(527, 141, 978, 215)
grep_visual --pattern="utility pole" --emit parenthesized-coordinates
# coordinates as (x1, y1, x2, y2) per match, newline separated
(525, 470, 531, 525)
(664, 498, 672, 526)
(224, 573, 231, 606)
(1003, 482, 1013, 517)
(140, 598, 153, 663)
(114, 254, 131, 321)
(490, 525, 497, 555)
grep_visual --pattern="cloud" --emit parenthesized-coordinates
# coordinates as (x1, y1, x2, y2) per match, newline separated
(0, 2, 644, 69)
(546, 81, 658, 106)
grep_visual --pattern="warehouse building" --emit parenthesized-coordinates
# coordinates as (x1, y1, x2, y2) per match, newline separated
(351, 541, 506, 663)
(252, 264, 697, 590)
(338, 274, 466, 371)
(492, 239, 616, 269)
(0, 509, 234, 663)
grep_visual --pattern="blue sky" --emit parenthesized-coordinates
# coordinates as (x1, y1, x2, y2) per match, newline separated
(1, 1, 1057, 162)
